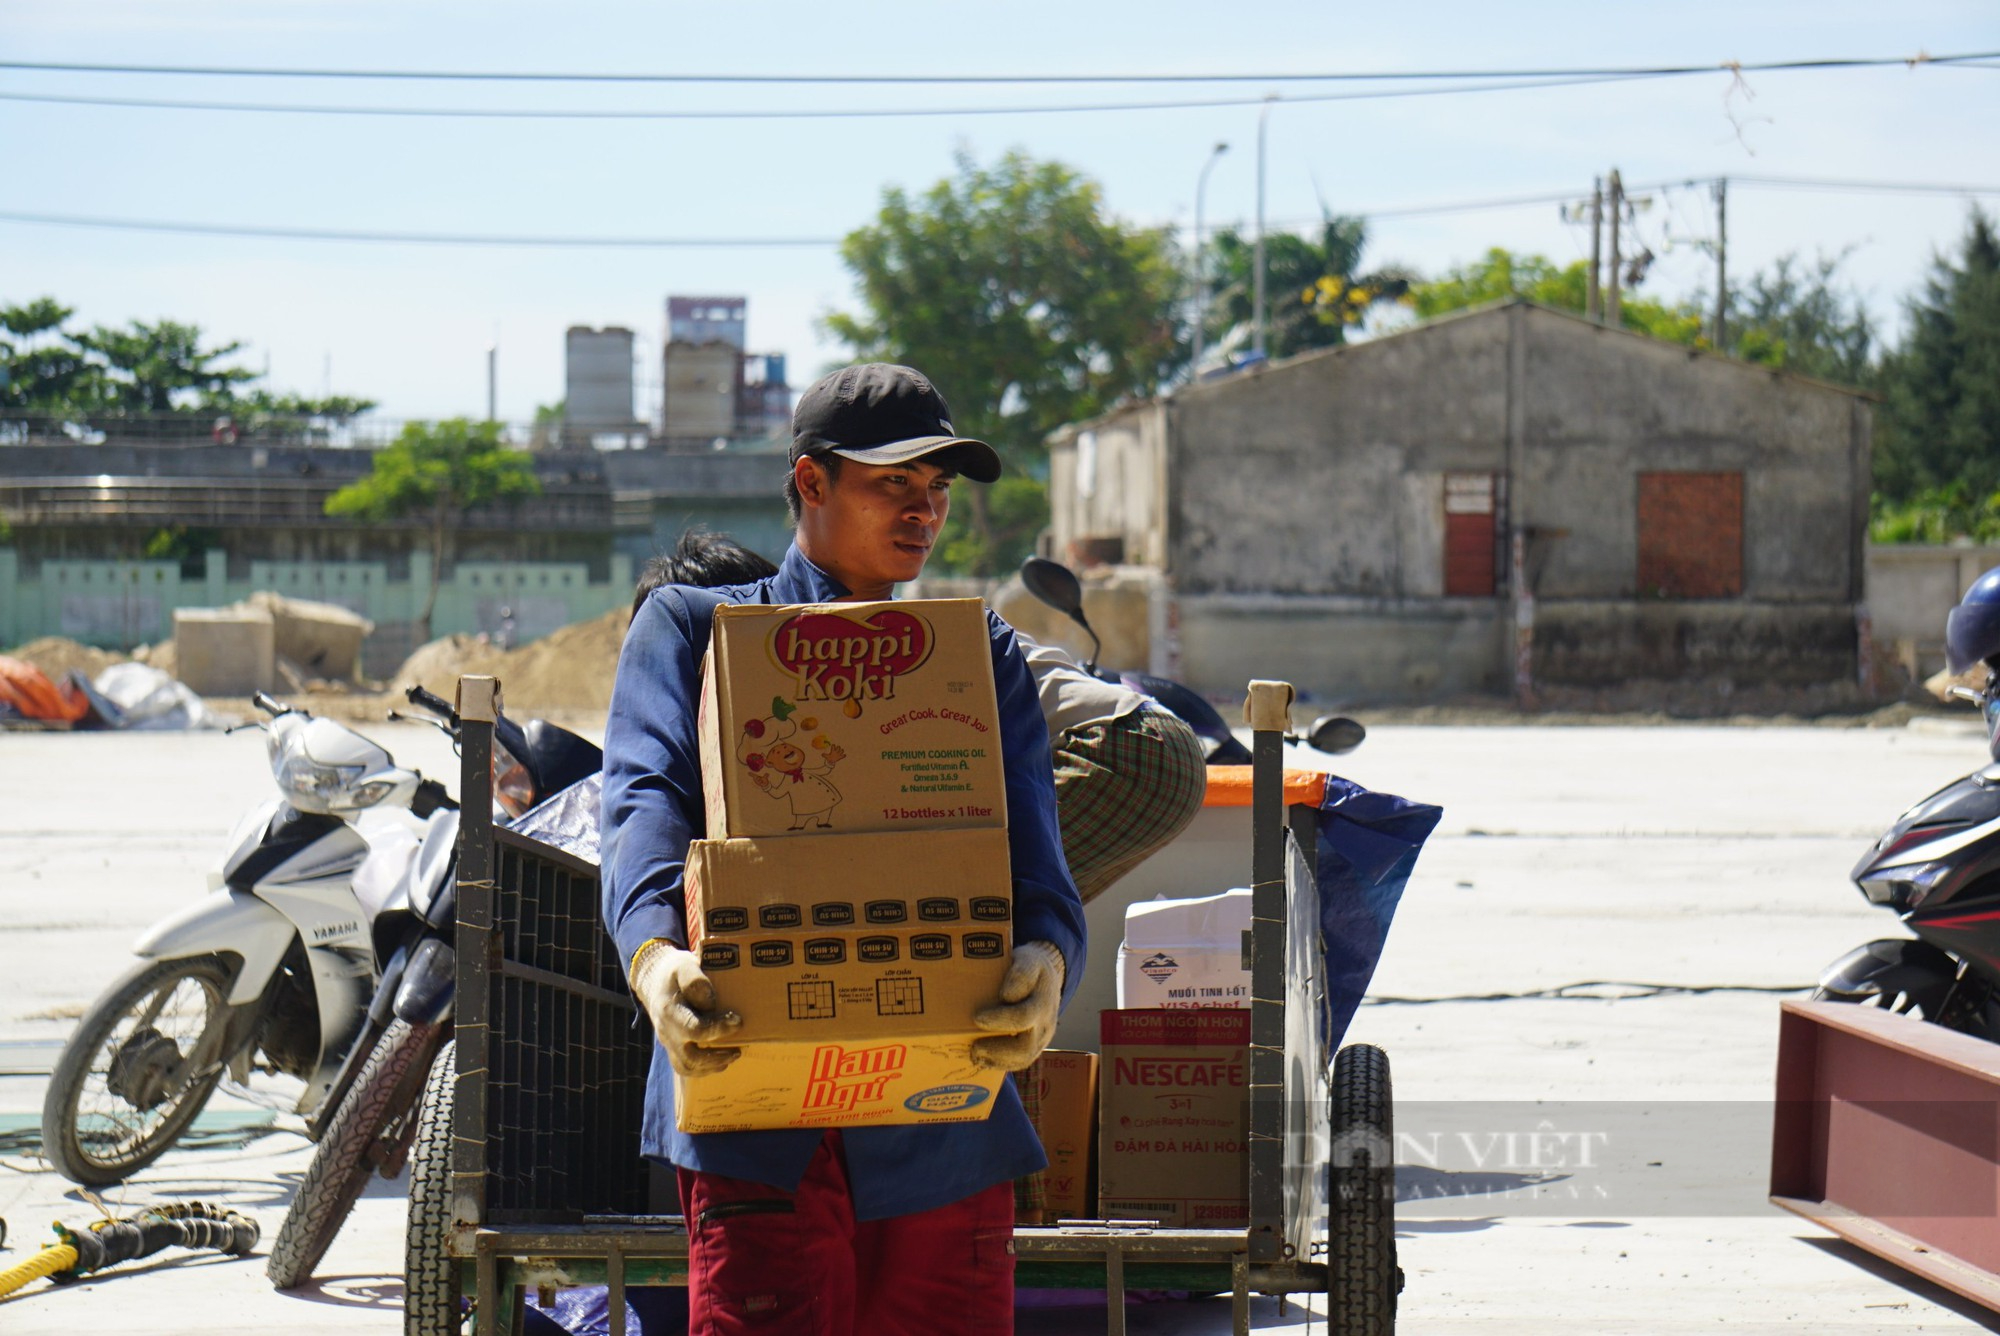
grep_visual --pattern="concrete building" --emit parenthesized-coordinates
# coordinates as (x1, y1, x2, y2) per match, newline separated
(561, 326, 642, 447)
(659, 296, 793, 449)
(661, 340, 741, 444)
(1046, 301, 1873, 703)
(667, 295, 747, 350)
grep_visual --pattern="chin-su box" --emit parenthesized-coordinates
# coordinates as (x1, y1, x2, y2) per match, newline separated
(1020, 1049, 1099, 1224)
(697, 599, 1006, 839)
(673, 828, 1014, 1134)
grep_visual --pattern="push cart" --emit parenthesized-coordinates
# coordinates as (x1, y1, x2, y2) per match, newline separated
(411, 677, 1401, 1335)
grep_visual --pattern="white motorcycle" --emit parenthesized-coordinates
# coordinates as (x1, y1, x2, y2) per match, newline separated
(40, 692, 452, 1187)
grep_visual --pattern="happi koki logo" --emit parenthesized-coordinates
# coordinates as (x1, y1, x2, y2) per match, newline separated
(802, 1041, 908, 1113)
(768, 609, 934, 706)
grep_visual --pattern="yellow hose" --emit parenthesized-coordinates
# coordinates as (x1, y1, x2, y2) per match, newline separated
(0, 1243, 80, 1300)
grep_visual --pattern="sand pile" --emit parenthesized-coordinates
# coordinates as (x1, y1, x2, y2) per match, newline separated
(8, 637, 128, 682)
(385, 606, 633, 715)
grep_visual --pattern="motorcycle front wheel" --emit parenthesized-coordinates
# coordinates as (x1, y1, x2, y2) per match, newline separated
(1811, 980, 2000, 1041)
(266, 1017, 445, 1290)
(41, 954, 236, 1187)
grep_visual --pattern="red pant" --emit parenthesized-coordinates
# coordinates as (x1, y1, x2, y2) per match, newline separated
(677, 1132, 1015, 1335)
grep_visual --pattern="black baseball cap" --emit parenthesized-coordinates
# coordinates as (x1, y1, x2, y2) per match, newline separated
(790, 363, 1001, 483)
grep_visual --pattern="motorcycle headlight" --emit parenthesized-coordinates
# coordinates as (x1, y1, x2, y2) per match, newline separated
(276, 754, 361, 814)
(1859, 861, 1952, 911)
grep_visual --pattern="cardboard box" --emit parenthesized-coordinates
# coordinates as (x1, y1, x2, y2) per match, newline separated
(1116, 888, 1252, 1011)
(697, 599, 1007, 839)
(675, 829, 1014, 1133)
(685, 829, 1014, 959)
(1098, 1009, 1250, 1228)
(1022, 1050, 1099, 1223)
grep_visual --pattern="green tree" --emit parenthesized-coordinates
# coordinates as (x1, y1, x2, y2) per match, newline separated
(1875, 210, 2000, 505)
(530, 399, 566, 450)
(1869, 482, 2000, 544)
(1726, 253, 1876, 387)
(77, 318, 258, 416)
(823, 150, 1184, 575)
(1406, 248, 1705, 345)
(0, 296, 373, 438)
(323, 419, 541, 639)
(0, 299, 98, 412)
(1205, 215, 1412, 361)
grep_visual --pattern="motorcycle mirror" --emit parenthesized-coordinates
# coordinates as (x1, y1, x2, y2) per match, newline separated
(1305, 714, 1367, 756)
(1020, 557, 1085, 619)
(1019, 557, 1102, 673)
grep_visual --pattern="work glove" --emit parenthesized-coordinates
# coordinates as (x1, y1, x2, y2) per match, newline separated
(971, 941, 1066, 1072)
(629, 940, 743, 1076)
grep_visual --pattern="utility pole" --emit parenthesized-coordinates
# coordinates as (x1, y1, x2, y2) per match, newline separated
(1253, 96, 1274, 359)
(1712, 177, 1729, 352)
(485, 344, 497, 423)
(1586, 177, 1603, 323)
(1606, 169, 1623, 329)
(1192, 141, 1230, 372)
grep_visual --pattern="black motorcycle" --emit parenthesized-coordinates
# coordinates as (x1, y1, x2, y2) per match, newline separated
(265, 684, 602, 1289)
(1813, 681, 2000, 1040)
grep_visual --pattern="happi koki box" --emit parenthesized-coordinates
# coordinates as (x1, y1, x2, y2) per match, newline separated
(696, 599, 1008, 839)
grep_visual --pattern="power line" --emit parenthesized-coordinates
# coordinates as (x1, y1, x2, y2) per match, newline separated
(0, 51, 1990, 84)
(1725, 173, 2000, 195)
(0, 212, 841, 247)
(3, 177, 1993, 251)
(0, 72, 1687, 122)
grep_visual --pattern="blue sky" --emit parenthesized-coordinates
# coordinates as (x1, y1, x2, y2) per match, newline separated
(5, 1, 1996, 421)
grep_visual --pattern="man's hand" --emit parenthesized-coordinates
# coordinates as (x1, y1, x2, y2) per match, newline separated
(971, 941, 1066, 1071)
(629, 941, 743, 1076)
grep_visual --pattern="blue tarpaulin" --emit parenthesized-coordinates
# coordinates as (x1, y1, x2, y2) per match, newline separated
(1313, 774, 1443, 1049)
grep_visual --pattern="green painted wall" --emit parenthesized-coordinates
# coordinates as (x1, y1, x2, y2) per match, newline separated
(0, 547, 635, 655)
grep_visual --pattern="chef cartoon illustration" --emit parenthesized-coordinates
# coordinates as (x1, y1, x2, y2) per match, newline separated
(736, 697, 846, 829)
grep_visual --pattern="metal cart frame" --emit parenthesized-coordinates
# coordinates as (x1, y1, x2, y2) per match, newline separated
(437, 677, 1396, 1335)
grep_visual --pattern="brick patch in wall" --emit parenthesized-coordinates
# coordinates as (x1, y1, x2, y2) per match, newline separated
(1637, 471, 1743, 599)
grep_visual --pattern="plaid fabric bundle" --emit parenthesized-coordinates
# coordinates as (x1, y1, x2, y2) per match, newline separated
(1052, 708, 1207, 903)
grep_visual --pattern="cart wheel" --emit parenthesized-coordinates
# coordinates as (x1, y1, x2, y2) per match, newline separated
(405, 1039, 460, 1336)
(1328, 1043, 1400, 1335)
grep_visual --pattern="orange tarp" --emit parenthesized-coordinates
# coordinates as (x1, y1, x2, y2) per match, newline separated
(0, 656, 88, 723)
(1201, 766, 1328, 809)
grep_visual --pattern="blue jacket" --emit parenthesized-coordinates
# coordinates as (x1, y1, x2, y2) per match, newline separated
(599, 543, 1086, 1219)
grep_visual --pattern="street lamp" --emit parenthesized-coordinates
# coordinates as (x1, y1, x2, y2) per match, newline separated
(1191, 141, 1230, 372)
(1254, 95, 1276, 359)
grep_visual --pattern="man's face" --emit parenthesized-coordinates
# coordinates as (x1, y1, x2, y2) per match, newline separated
(796, 456, 954, 597)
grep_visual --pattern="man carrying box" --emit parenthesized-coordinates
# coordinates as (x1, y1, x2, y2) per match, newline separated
(601, 363, 1087, 1335)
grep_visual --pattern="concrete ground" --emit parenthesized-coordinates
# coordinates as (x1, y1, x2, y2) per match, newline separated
(2, 719, 1998, 1333)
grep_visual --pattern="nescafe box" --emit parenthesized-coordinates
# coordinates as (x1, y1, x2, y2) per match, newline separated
(1097, 1009, 1251, 1229)
(697, 599, 1007, 839)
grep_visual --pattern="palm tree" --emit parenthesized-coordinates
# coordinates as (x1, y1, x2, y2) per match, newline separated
(1204, 215, 1411, 363)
